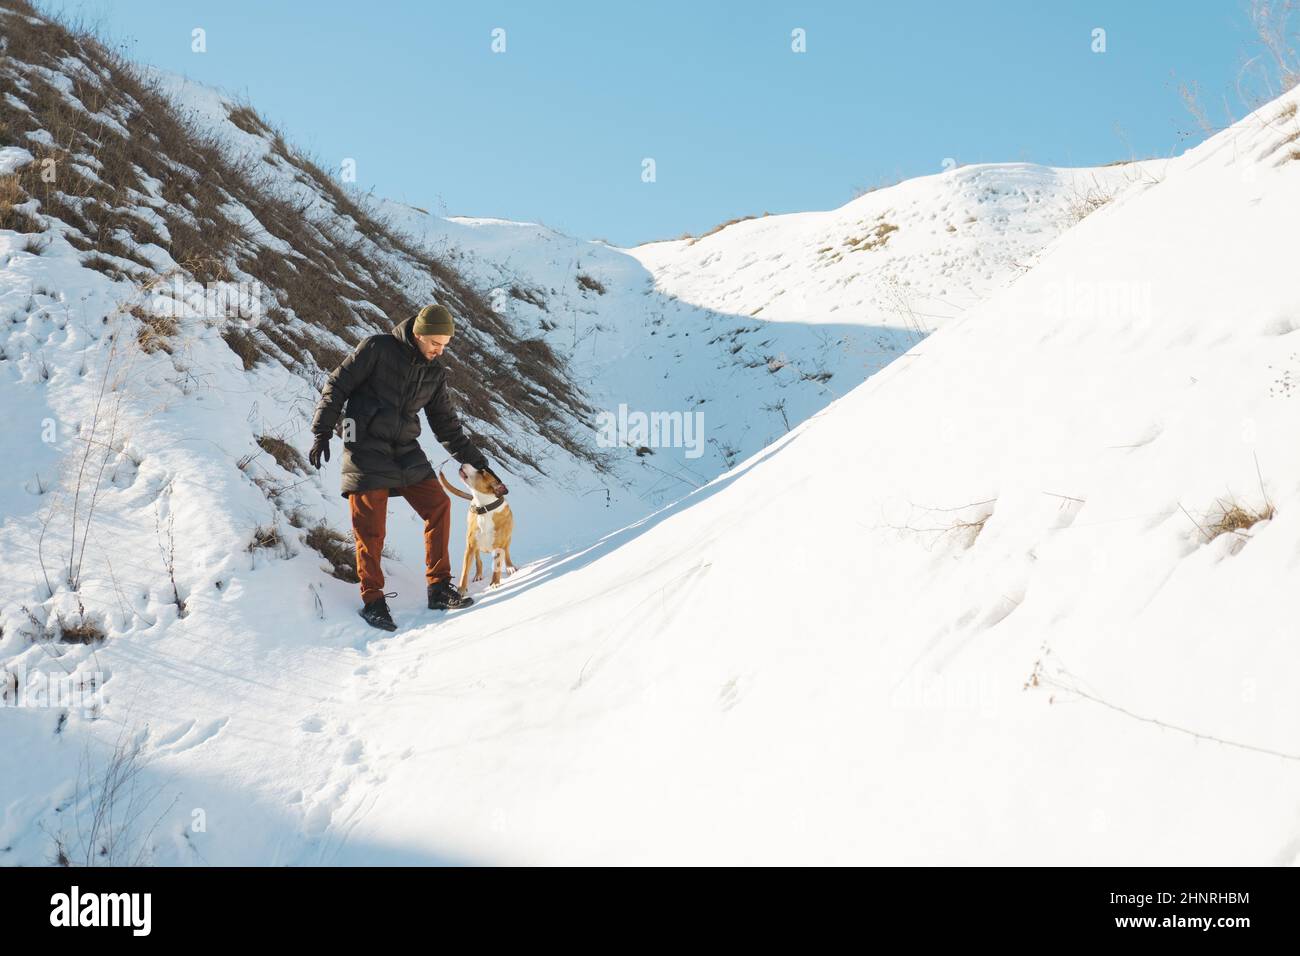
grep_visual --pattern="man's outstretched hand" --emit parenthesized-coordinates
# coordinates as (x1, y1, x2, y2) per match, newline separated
(309, 434, 331, 469)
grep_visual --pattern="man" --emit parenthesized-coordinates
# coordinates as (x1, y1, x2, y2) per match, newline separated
(308, 302, 504, 631)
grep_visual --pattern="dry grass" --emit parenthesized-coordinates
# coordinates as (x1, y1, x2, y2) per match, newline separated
(846, 220, 898, 252)
(576, 272, 606, 295)
(1065, 176, 1116, 222)
(1181, 462, 1277, 546)
(684, 212, 772, 244)
(226, 103, 274, 137)
(0, 0, 608, 479)
(271, 322, 349, 374)
(955, 514, 990, 548)
(509, 285, 546, 309)
(56, 613, 105, 644)
(1204, 499, 1276, 541)
(1271, 128, 1300, 150)
(79, 253, 142, 282)
(20, 233, 52, 254)
(888, 499, 996, 551)
(305, 522, 359, 583)
(220, 327, 261, 370)
(256, 434, 307, 474)
(131, 305, 177, 354)
(248, 525, 285, 552)
(0, 172, 40, 232)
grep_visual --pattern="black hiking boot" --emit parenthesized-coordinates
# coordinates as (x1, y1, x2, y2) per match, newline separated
(358, 595, 398, 631)
(428, 580, 474, 611)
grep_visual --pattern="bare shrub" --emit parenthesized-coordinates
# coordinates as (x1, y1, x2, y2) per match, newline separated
(221, 326, 262, 370)
(50, 306, 137, 596)
(56, 613, 105, 645)
(132, 305, 178, 354)
(248, 524, 285, 553)
(576, 272, 607, 295)
(1249, 0, 1300, 94)
(21, 233, 52, 254)
(47, 731, 176, 866)
(255, 435, 308, 474)
(886, 499, 997, 551)
(845, 220, 898, 251)
(509, 285, 547, 309)
(881, 274, 930, 346)
(1065, 176, 1115, 223)
(684, 211, 771, 245)
(1180, 461, 1277, 547)
(225, 103, 274, 137)
(1178, 78, 1217, 136)
(0, 172, 41, 232)
(154, 496, 187, 618)
(305, 522, 359, 583)
(1186, 498, 1277, 544)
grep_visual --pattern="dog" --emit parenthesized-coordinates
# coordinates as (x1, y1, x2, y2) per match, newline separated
(439, 463, 516, 594)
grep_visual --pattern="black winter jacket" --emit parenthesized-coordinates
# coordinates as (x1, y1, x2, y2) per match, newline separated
(310, 316, 489, 497)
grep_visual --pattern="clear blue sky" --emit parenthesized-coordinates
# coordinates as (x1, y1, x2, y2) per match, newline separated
(44, 1, 1267, 246)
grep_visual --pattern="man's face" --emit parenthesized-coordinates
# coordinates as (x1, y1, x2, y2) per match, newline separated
(415, 333, 451, 360)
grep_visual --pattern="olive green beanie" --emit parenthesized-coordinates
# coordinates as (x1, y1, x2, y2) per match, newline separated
(413, 303, 454, 337)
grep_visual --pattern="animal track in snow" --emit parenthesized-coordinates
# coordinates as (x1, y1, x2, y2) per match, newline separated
(341, 738, 365, 765)
(979, 588, 1026, 630)
(719, 676, 744, 711)
(1115, 423, 1163, 451)
(154, 716, 229, 755)
(1049, 495, 1085, 530)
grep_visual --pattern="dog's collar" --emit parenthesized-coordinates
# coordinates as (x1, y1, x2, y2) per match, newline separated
(473, 497, 507, 515)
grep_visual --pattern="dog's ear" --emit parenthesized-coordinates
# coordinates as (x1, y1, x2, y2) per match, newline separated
(481, 466, 508, 496)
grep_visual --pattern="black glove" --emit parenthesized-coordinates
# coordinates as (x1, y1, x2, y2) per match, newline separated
(308, 434, 331, 469)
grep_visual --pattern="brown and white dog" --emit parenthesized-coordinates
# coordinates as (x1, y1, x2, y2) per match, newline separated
(439, 463, 516, 594)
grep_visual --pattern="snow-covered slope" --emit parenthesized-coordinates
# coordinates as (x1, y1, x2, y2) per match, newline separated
(316, 90, 1300, 864)
(378, 162, 1158, 506)
(628, 160, 1160, 332)
(291, 90, 1300, 864)
(5, 1, 1299, 866)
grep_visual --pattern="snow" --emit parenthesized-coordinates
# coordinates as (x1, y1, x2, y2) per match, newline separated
(0, 145, 33, 174)
(3, 31, 1300, 864)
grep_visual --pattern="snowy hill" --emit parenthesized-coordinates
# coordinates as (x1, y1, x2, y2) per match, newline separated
(628, 160, 1159, 333)
(320, 90, 1300, 865)
(4, 0, 1299, 865)
(300, 91, 1300, 864)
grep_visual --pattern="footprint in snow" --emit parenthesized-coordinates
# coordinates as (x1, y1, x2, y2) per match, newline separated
(719, 677, 743, 712)
(157, 716, 229, 755)
(341, 739, 364, 765)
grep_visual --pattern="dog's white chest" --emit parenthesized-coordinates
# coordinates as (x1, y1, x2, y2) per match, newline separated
(474, 512, 498, 553)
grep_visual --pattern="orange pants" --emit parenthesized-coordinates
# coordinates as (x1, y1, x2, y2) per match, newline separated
(349, 476, 452, 604)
